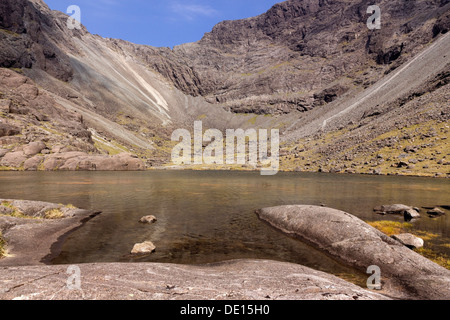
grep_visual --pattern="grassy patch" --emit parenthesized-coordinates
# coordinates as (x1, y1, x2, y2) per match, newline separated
(0, 166, 17, 171)
(369, 220, 450, 270)
(93, 138, 128, 156)
(0, 201, 30, 219)
(414, 248, 450, 270)
(247, 116, 258, 125)
(44, 208, 64, 220)
(368, 220, 413, 236)
(0, 28, 20, 37)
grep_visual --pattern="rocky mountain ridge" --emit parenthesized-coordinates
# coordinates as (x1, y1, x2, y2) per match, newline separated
(0, 0, 449, 175)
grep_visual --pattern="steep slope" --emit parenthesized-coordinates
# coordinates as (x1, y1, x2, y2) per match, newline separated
(280, 31, 450, 176)
(174, 0, 450, 114)
(0, 0, 270, 169)
(0, 0, 448, 175)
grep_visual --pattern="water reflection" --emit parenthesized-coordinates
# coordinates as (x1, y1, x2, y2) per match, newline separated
(0, 170, 449, 286)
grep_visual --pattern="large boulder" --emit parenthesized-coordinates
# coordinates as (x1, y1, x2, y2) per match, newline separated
(23, 141, 46, 156)
(42, 152, 145, 171)
(93, 153, 145, 171)
(256, 205, 450, 300)
(0, 151, 26, 167)
(23, 155, 44, 171)
(0, 123, 20, 137)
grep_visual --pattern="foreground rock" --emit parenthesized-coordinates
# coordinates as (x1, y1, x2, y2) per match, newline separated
(256, 205, 450, 300)
(391, 234, 424, 249)
(0, 260, 389, 300)
(0, 199, 101, 266)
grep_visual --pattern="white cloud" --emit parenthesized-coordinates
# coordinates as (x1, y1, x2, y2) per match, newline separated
(170, 2, 218, 21)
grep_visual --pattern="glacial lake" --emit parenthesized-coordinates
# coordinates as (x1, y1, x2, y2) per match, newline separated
(0, 170, 449, 285)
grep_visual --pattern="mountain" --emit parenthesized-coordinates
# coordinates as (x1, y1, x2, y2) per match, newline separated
(0, 0, 449, 176)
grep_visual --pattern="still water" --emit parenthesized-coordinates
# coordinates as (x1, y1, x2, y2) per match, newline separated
(0, 170, 449, 285)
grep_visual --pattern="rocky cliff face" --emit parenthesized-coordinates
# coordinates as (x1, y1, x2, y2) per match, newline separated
(0, 0, 448, 174)
(172, 0, 450, 114)
(0, 0, 75, 81)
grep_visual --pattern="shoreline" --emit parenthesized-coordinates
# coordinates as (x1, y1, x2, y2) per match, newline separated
(0, 200, 390, 300)
(0, 165, 448, 179)
(0, 199, 101, 266)
(0, 200, 449, 300)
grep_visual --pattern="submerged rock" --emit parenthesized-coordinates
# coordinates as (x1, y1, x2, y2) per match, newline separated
(427, 208, 445, 217)
(131, 241, 156, 255)
(139, 215, 157, 224)
(256, 205, 450, 300)
(374, 204, 415, 215)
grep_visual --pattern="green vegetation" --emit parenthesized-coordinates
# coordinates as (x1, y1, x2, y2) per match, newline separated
(8, 67, 23, 74)
(368, 220, 450, 270)
(278, 118, 449, 177)
(0, 166, 18, 171)
(247, 116, 258, 125)
(93, 139, 127, 156)
(0, 28, 20, 37)
(1, 201, 66, 220)
(0, 201, 30, 219)
(44, 208, 64, 220)
(368, 220, 413, 236)
(415, 248, 450, 270)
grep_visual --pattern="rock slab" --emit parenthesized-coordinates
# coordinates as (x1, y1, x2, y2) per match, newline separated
(0, 260, 389, 300)
(256, 205, 450, 300)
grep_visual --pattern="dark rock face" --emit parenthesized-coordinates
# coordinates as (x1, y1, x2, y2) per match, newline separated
(0, 0, 74, 81)
(170, 0, 450, 113)
(256, 205, 450, 300)
(0, 123, 20, 137)
(0, 0, 449, 171)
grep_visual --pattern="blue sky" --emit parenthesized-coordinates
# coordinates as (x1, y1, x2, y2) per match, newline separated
(44, 0, 281, 48)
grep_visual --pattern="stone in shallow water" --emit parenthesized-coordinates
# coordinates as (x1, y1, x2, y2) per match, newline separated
(131, 241, 156, 255)
(427, 207, 445, 216)
(404, 208, 421, 221)
(139, 215, 157, 224)
(391, 233, 424, 249)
